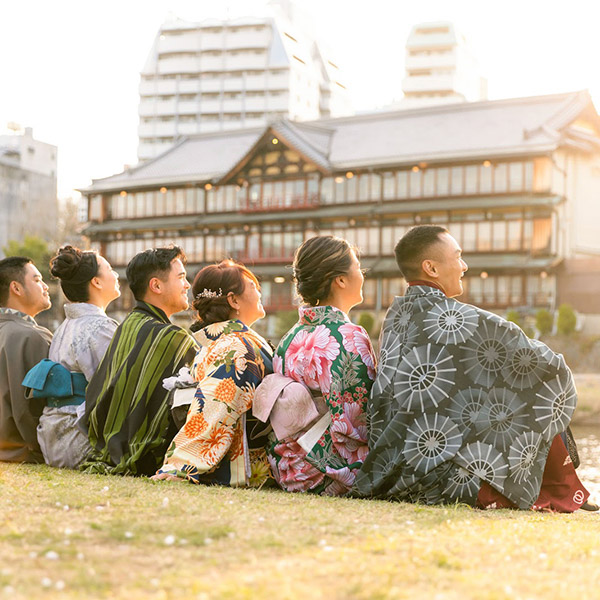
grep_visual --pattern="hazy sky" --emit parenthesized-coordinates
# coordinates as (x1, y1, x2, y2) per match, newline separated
(1, 0, 598, 198)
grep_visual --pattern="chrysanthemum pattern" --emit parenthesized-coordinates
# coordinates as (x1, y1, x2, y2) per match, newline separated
(507, 431, 544, 484)
(474, 387, 529, 451)
(394, 344, 456, 412)
(447, 388, 487, 430)
(459, 318, 517, 386)
(404, 413, 462, 473)
(423, 300, 479, 345)
(501, 345, 548, 390)
(534, 373, 577, 440)
(455, 441, 509, 489)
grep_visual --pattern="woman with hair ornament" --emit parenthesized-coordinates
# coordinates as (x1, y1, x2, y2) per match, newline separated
(266, 235, 377, 496)
(154, 259, 273, 487)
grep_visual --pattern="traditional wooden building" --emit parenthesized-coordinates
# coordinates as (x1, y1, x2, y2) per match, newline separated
(82, 90, 600, 333)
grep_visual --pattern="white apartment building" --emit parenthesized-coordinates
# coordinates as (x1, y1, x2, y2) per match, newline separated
(401, 21, 487, 108)
(0, 127, 58, 256)
(137, 7, 351, 162)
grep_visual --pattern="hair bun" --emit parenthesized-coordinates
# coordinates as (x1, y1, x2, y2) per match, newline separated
(50, 246, 83, 281)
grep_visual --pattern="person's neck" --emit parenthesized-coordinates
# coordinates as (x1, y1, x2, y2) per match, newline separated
(407, 279, 446, 294)
(140, 297, 173, 319)
(4, 300, 37, 319)
(319, 298, 351, 315)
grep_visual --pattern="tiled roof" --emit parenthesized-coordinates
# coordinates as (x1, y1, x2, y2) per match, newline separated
(83, 91, 599, 193)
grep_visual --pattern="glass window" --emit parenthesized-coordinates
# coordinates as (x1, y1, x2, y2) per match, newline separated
(480, 164, 493, 193)
(362, 279, 376, 307)
(247, 233, 259, 259)
(465, 165, 478, 194)
(358, 175, 370, 201)
(533, 157, 551, 191)
(396, 171, 408, 198)
(494, 163, 508, 193)
(156, 192, 166, 216)
(450, 166, 463, 195)
(510, 276, 522, 305)
(165, 190, 176, 215)
(175, 189, 186, 214)
(370, 174, 381, 201)
(249, 183, 260, 209)
(463, 222, 476, 252)
(334, 178, 345, 203)
(524, 161, 533, 191)
(321, 178, 334, 204)
(507, 220, 522, 251)
(293, 179, 305, 204)
(477, 221, 492, 251)
(346, 176, 358, 202)
(408, 169, 421, 197)
(135, 193, 144, 217)
(497, 276, 509, 304)
(382, 172, 395, 200)
(423, 169, 435, 196)
(355, 227, 369, 254)
(532, 218, 552, 252)
(482, 275, 495, 304)
(468, 276, 483, 304)
(145, 191, 155, 216)
(436, 168, 449, 196)
(446, 223, 462, 247)
(492, 221, 506, 251)
(508, 162, 523, 191)
(307, 176, 318, 202)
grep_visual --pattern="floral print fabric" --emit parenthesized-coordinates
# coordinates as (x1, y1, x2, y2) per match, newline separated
(268, 305, 376, 496)
(352, 285, 580, 509)
(158, 320, 273, 486)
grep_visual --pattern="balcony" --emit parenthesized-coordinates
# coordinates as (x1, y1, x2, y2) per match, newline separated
(239, 253, 294, 265)
(241, 193, 320, 213)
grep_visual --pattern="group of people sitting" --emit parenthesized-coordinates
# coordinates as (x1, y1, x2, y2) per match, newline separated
(0, 225, 595, 512)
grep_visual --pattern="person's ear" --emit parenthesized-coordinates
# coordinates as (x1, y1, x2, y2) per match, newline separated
(226, 292, 239, 311)
(148, 276, 162, 295)
(9, 281, 23, 297)
(90, 277, 102, 291)
(422, 259, 438, 278)
(334, 274, 347, 290)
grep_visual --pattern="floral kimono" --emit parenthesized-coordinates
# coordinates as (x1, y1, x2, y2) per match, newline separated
(157, 320, 273, 486)
(268, 305, 376, 496)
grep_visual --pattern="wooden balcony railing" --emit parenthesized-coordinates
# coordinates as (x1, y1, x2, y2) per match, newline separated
(241, 193, 320, 213)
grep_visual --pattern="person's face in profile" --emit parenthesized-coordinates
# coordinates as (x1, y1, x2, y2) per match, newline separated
(429, 233, 468, 298)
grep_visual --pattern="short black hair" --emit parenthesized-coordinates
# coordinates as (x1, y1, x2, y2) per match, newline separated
(394, 225, 449, 280)
(0, 256, 32, 306)
(126, 246, 186, 302)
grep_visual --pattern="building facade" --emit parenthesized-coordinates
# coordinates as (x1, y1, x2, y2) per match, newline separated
(137, 6, 351, 162)
(84, 91, 600, 334)
(401, 21, 487, 109)
(0, 127, 58, 256)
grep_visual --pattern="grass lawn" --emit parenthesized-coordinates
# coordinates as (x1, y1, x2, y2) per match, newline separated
(1, 464, 599, 599)
(573, 374, 600, 425)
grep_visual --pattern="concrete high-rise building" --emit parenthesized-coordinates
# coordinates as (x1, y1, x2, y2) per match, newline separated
(137, 3, 351, 162)
(0, 126, 58, 256)
(401, 21, 487, 108)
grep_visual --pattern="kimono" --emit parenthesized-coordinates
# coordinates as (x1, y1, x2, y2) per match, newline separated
(353, 285, 588, 510)
(268, 305, 376, 496)
(0, 309, 52, 463)
(81, 301, 198, 476)
(157, 320, 273, 486)
(35, 303, 118, 468)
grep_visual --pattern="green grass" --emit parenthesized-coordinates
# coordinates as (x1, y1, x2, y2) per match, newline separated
(1, 464, 600, 599)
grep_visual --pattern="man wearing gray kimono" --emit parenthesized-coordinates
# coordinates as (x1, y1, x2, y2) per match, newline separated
(354, 225, 593, 511)
(0, 257, 52, 462)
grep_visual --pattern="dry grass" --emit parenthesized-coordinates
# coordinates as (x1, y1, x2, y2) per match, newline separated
(1, 463, 600, 599)
(573, 374, 600, 424)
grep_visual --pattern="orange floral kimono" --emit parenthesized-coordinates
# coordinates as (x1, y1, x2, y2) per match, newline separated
(157, 320, 273, 486)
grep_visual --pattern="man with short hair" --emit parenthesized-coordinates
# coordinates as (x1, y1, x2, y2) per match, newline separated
(354, 225, 592, 512)
(0, 256, 52, 462)
(81, 246, 198, 476)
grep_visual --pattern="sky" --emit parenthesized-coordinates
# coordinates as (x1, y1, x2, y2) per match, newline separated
(1, 0, 598, 199)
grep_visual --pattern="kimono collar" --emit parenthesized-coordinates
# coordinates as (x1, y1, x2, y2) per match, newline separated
(298, 304, 349, 326)
(133, 301, 171, 324)
(63, 302, 108, 320)
(0, 307, 37, 326)
(408, 280, 446, 293)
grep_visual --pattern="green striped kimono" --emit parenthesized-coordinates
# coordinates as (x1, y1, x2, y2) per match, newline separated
(81, 302, 198, 476)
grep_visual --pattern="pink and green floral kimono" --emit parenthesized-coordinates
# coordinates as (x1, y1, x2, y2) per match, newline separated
(268, 305, 376, 495)
(157, 320, 273, 486)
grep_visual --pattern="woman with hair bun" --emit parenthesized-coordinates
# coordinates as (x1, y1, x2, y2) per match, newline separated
(154, 259, 273, 486)
(32, 246, 120, 468)
(267, 235, 376, 496)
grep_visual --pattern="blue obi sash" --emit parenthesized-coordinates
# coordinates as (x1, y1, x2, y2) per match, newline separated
(22, 359, 88, 408)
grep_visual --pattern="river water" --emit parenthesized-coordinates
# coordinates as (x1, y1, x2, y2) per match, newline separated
(572, 426, 600, 499)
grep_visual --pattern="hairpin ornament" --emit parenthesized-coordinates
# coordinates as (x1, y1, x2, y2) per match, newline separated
(195, 288, 223, 300)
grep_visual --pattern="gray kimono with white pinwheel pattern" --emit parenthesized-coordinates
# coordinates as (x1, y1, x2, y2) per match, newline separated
(353, 285, 576, 509)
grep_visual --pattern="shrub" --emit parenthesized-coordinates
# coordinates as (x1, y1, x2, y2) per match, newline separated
(506, 309, 522, 328)
(557, 303, 577, 336)
(535, 308, 554, 335)
(357, 312, 375, 336)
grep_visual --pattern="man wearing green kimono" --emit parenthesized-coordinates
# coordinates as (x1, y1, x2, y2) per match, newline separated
(81, 246, 198, 476)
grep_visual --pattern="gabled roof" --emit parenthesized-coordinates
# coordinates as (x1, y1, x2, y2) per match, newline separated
(82, 90, 600, 193)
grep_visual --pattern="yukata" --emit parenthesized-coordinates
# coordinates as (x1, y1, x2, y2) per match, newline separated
(268, 305, 376, 496)
(0, 309, 52, 463)
(353, 284, 589, 511)
(32, 303, 118, 469)
(81, 301, 198, 476)
(157, 320, 273, 486)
